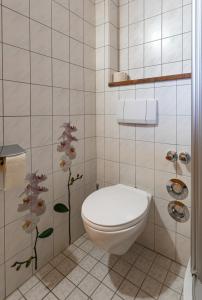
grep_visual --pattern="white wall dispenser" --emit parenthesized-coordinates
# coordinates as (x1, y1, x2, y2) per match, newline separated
(0, 144, 26, 191)
(117, 99, 158, 125)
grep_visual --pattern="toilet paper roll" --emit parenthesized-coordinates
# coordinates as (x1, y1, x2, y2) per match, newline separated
(113, 72, 128, 82)
(0, 153, 26, 190)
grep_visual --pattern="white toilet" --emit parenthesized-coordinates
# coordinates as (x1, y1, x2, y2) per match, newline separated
(81, 184, 151, 255)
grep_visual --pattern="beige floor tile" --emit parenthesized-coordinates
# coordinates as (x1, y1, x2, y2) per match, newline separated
(112, 259, 131, 277)
(126, 266, 146, 287)
(153, 255, 171, 270)
(148, 263, 168, 283)
(159, 285, 181, 300)
(170, 262, 186, 278)
(67, 265, 87, 285)
(112, 295, 123, 300)
(141, 276, 162, 299)
(63, 245, 77, 257)
(103, 270, 124, 292)
(42, 269, 64, 290)
(67, 288, 88, 300)
(101, 253, 119, 268)
(131, 243, 144, 255)
(36, 263, 53, 280)
(90, 247, 106, 260)
(24, 282, 49, 300)
(68, 248, 87, 263)
(50, 253, 66, 267)
(56, 257, 76, 276)
(73, 235, 87, 247)
(79, 255, 98, 272)
(92, 284, 114, 300)
(52, 278, 75, 300)
(134, 256, 153, 273)
(19, 276, 39, 294)
(164, 272, 183, 294)
(135, 289, 154, 299)
(90, 262, 109, 281)
(6, 290, 23, 300)
(80, 240, 94, 253)
(141, 248, 157, 262)
(78, 274, 100, 296)
(117, 279, 138, 300)
(43, 293, 58, 300)
(122, 249, 139, 265)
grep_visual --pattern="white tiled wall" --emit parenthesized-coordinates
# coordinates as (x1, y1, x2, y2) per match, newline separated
(0, 0, 192, 298)
(96, 0, 191, 267)
(119, 0, 192, 79)
(0, 0, 96, 298)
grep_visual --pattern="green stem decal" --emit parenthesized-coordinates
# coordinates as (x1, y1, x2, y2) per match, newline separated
(55, 123, 83, 246)
(11, 226, 39, 271)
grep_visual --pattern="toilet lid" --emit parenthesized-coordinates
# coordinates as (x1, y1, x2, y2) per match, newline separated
(82, 184, 151, 228)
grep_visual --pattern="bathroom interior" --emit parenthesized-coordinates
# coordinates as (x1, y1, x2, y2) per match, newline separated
(0, 0, 201, 299)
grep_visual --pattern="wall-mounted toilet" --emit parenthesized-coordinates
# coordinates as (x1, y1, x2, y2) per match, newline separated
(81, 184, 151, 255)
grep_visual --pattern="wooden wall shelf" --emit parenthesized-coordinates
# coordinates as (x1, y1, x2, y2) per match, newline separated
(108, 73, 192, 87)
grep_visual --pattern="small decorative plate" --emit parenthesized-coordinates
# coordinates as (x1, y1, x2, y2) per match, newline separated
(166, 178, 188, 200)
(168, 201, 190, 223)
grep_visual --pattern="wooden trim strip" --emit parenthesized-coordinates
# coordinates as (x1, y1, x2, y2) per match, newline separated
(108, 73, 192, 87)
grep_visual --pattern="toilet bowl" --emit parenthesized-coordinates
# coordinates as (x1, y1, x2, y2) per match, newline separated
(81, 184, 151, 255)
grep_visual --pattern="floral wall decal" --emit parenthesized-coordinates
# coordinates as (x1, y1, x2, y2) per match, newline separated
(11, 172, 53, 271)
(54, 123, 83, 244)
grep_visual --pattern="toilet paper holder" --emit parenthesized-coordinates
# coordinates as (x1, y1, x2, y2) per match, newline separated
(0, 144, 26, 165)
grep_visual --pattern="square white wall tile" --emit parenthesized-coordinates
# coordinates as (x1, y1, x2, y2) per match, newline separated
(53, 87, 69, 116)
(30, 20, 51, 56)
(162, 35, 183, 64)
(144, 40, 161, 67)
(4, 116, 30, 149)
(4, 81, 30, 116)
(70, 12, 83, 42)
(155, 116, 177, 144)
(145, 15, 161, 43)
(30, 0, 51, 26)
(52, 1, 69, 35)
(3, 7, 29, 50)
(129, 0, 144, 24)
(53, 60, 69, 89)
(31, 116, 52, 147)
(31, 85, 52, 115)
(52, 30, 69, 62)
(162, 8, 183, 38)
(3, 45, 30, 83)
(3, 0, 29, 16)
(145, 0, 161, 18)
(31, 53, 51, 86)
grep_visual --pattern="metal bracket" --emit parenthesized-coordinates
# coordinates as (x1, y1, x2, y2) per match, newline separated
(0, 145, 25, 158)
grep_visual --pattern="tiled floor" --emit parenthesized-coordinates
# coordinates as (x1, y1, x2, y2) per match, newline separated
(6, 234, 185, 300)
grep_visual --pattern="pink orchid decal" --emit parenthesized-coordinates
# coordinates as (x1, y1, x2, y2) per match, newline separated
(22, 214, 40, 234)
(12, 171, 53, 272)
(59, 155, 72, 172)
(57, 123, 78, 171)
(54, 122, 83, 245)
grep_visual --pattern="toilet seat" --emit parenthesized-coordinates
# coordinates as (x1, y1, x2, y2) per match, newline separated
(81, 184, 151, 232)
